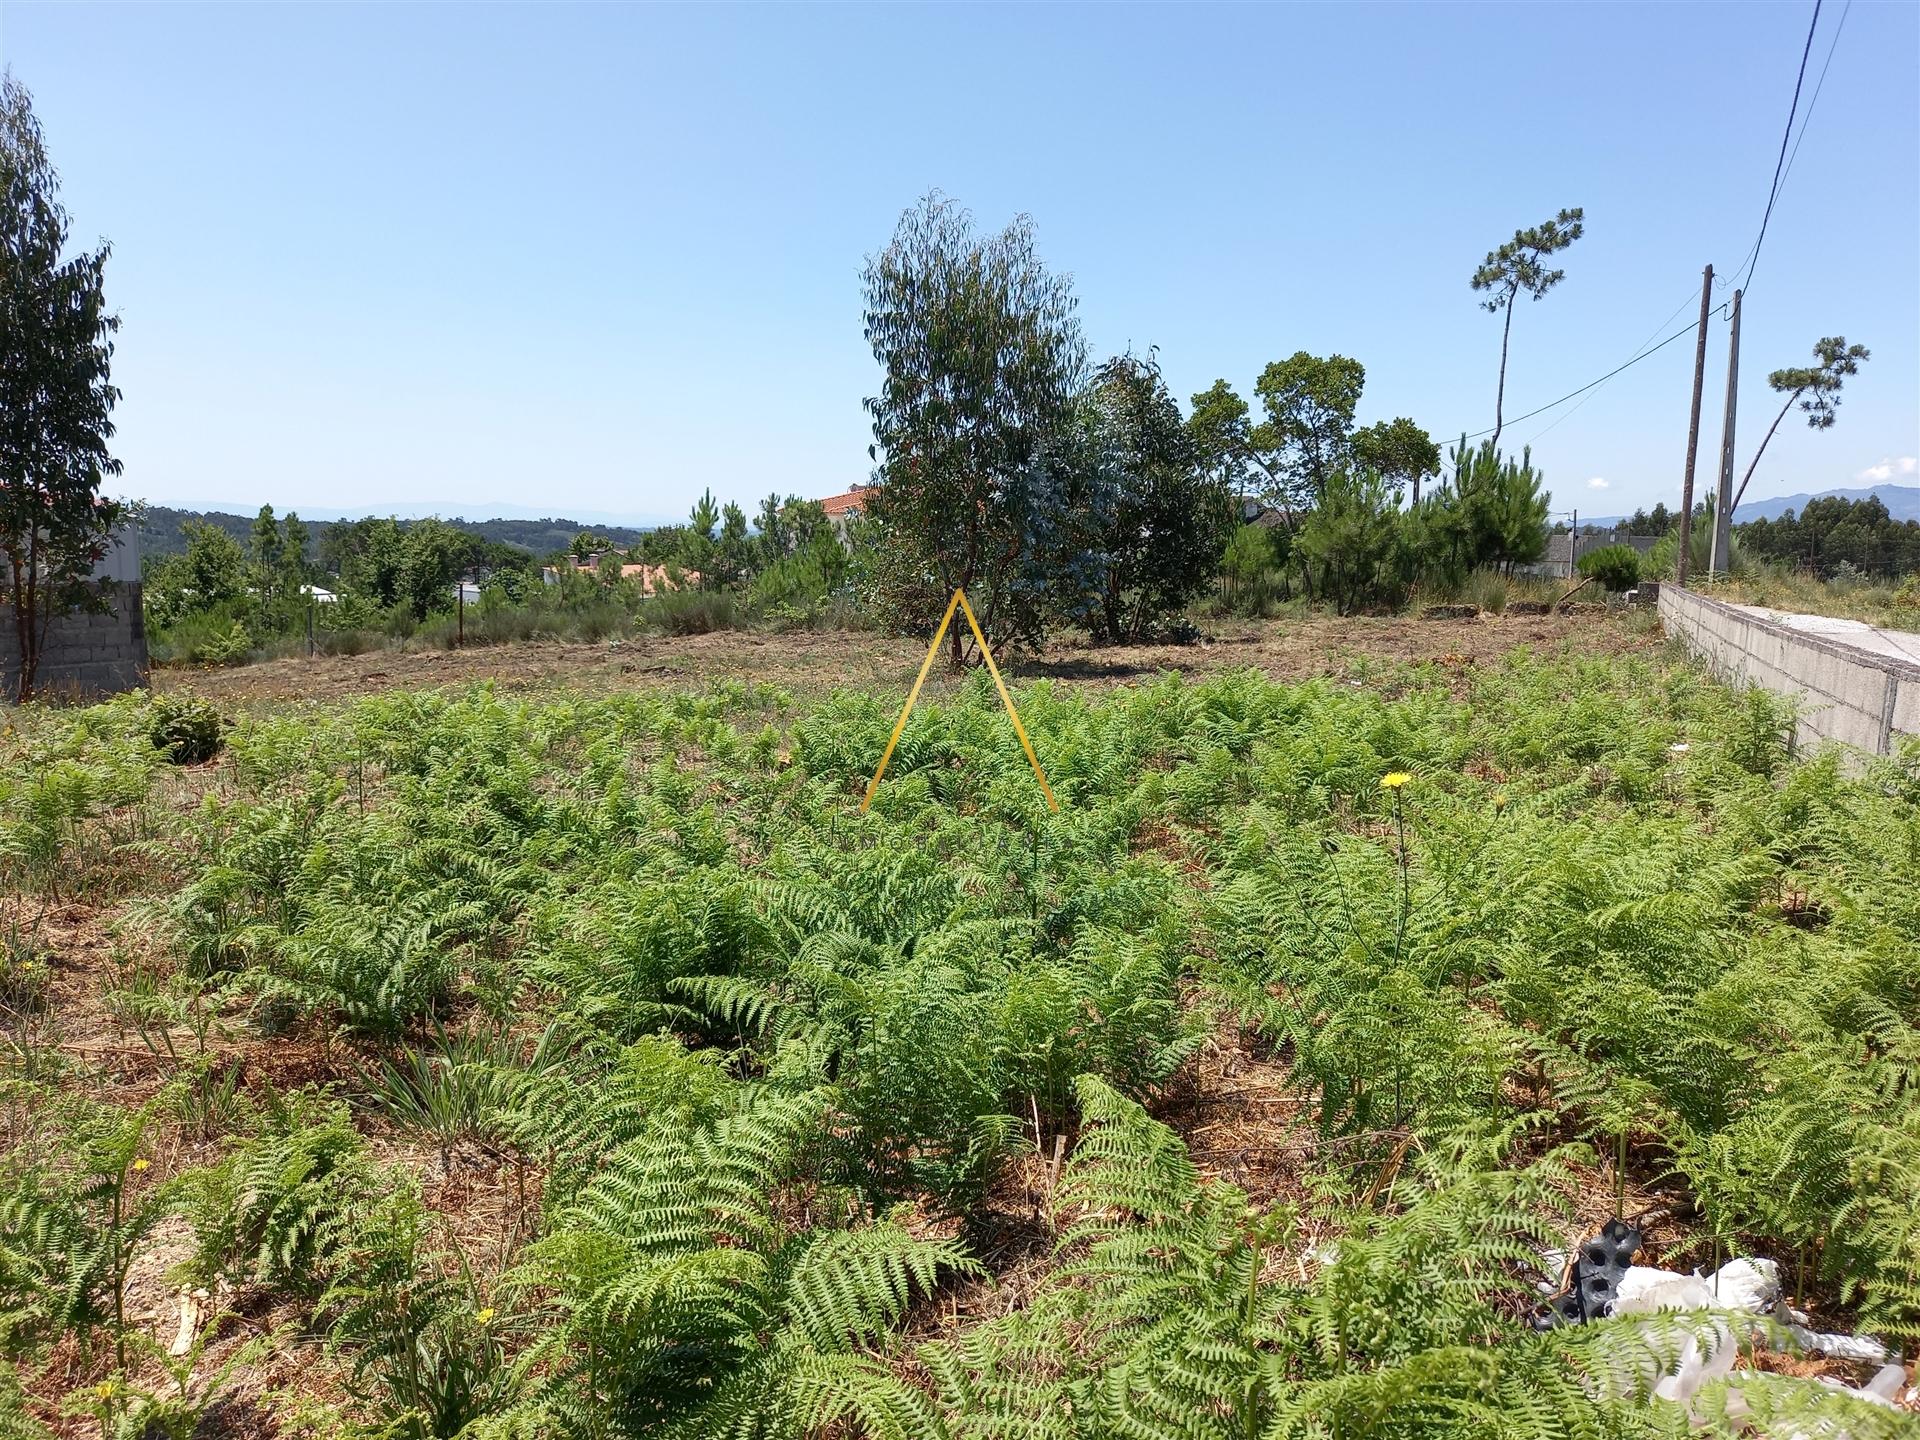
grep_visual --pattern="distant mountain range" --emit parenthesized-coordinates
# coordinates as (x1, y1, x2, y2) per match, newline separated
(1730, 484, 1918, 522)
(1584, 484, 1918, 528)
(156, 499, 686, 530)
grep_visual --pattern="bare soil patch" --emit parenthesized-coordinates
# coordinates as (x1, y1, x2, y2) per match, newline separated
(157, 612, 1659, 709)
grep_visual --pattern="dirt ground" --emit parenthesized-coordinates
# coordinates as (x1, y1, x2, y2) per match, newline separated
(156, 610, 1664, 708)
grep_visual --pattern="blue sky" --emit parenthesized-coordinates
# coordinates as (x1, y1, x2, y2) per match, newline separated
(3, 1, 1915, 525)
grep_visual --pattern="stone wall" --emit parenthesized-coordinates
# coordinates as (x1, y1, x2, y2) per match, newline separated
(1657, 585, 1918, 758)
(0, 581, 149, 700)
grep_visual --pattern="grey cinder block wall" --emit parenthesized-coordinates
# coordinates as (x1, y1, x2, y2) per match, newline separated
(1658, 586, 1918, 758)
(0, 529, 150, 701)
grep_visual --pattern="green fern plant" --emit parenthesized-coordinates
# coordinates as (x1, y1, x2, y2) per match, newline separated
(0, 1103, 170, 1370)
(518, 1085, 976, 1437)
(182, 1091, 370, 1292)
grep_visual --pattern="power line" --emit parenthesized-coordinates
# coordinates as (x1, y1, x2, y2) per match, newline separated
(1462, 1, 1836, 448)
(1524, 283, 1705, 445)
(1724, 0, 1826, 295)
(1774, 0, 1851, 203)
(1449, 0, 1838, 454)
(1455, 302, 1726, 445)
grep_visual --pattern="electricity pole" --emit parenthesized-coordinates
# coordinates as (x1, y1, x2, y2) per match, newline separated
(1676, 264, 1714, 588)
(1709, 288, 1742, 578)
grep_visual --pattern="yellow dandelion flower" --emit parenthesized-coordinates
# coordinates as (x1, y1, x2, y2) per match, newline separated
(475, 1307, 497, 1326)
(1380, 772, 1412, 790)
(1492, 792, 1509, 810)
(130, 1158, 150, 1172)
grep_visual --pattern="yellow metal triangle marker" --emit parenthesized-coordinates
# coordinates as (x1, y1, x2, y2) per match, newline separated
(861, 587, 1059, 813)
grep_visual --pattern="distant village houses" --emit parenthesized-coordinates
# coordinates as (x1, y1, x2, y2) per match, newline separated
(816, 486, 866, 541)
(541, 553, 701, 594)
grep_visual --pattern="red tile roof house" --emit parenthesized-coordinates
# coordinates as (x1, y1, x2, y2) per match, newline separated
(540, 557, 700, 595)
(817, 486, 867, 540)
(616, 562, 699, 595)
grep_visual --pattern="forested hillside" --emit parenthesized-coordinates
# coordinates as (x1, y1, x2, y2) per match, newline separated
(135, 506, 653, 563)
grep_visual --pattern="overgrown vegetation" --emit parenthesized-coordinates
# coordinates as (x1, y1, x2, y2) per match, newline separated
(1, 636, 1915, 1435)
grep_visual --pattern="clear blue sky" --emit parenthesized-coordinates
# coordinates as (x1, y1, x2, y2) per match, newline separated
(3, 1, 1915, 525)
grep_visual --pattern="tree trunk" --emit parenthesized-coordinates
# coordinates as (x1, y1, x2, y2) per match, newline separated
(15, 522, 44, 705)
(6, 550, 29, 706)
(1490, 292, 1517, 454)
(1729, 389, 1805, 518)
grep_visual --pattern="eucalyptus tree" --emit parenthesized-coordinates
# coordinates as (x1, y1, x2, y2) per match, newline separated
(0, 73, 125, 701)
(1730, 337, 1870, 515)
(1187, 379, 1258, 510)
(1471, 207, 1584, 451)
(1085, 352, 1231, 644)
(861, 192, 1088, 663)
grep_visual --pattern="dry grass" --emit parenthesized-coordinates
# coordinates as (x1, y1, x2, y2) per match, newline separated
(154, 611, 1663, 709)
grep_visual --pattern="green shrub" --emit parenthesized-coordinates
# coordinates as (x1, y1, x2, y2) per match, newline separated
(1889, 574, 1920, 620)
(148, 694, 224, 765)
(1576, 543, 1642, 592)
(645, 588, 738, 635)
(150, 608, 255, 666)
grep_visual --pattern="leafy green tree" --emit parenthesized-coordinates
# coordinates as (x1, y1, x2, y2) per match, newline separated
(147, 521, 250, 626)
(1471, 207, 1584, 451)
(1084, 353, 1232, 643)
(1252, 352, 1365, 508)
(1187, 379, 1258, 508)
(1624, 503, 1673, 537)
(1730, 337, 1870, 515)
(396, 519, 473, 619)
(0, 74, 126, 702)
(1353, 417, 1441, 506)
(861, 192, 1087, 662)
(328, 516, 408, 609)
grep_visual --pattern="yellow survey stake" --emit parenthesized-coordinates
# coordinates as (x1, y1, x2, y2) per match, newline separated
(861, 588, 1059, 813)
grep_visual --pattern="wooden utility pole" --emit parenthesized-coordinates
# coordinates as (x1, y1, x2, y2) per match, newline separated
(1570, 508, 1579, 578)
(1676, 264, 1714, 588)
(1709, 288, 1742, 578)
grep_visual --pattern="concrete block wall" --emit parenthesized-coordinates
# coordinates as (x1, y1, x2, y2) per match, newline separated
(0, 582, 149, 700)
(1658, 586, 1919, 758)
